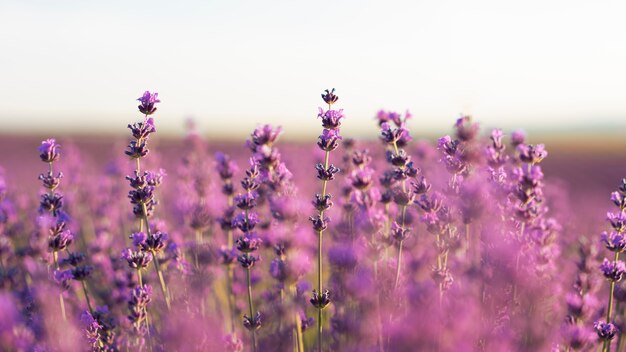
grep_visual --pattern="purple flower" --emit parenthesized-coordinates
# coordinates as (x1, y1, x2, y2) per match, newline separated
(232, 212, 259, 233)
(602, 231, 626, 252)
(48, 228, 74, 252)
(310, 289, 331, 309)
(236, 235, 262, 253)
(237, 253, 259, 269)
(511, 130, 526, 146)
(243, 311, 262, 331)
(454, 115, 479, 142)
(391, 222, 410, 242)
(608, 212, 626, 233)
(594, 320, 618, 341)
(380, 122, 411, 145)
(317, 128, 342, 151)
(39, 138, 60, 163)
(235, 192, 257, 210)
(600, 258, 626, 282)
(612, 191, 626, 210)
(318, 108, 345, 130)
(128, 117, 156, 140)
(321, 88, 339, 105)
(315, 163, 340, 181)
(216, 152, 239, 180)
(309, 215, 330, 232)
(312, 194, 333, 212)
(249, 124, 283, 148)
(137, 91, 160, 115)
(517, 143, 547, 164)
(38, 171, 63, 191)
(122, 248, 153, 269)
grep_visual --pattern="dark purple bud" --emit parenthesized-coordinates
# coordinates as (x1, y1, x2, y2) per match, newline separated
(412, 176, 431, 195)
(517, 144, 547, 164)
(40, 193, 63, 216)
(216, 152, 239, 180)
(237, 253, 259, 269)
(232, 212, 259, 233)
(386, 149, 409, 167)
(122, 248, 153, 269)
(71, 265, 93, 281)
(391, 222, 410, 242)
(351, 149, 371, 167)
(310, 289, 331, 309)
(39, 171, 63, 191)
(309, 215, 330, 232)
(594, 321, 618, 341)
(48, 229, 73, 252)
(219, 246, 238, 266)
(608, 212, 626, 233)
(321, 88, 339, 105)
(600, 258, 626, 282)
(315, 163, 340, 181)
(125, 140, 149, 159)
(317, 129, 342, 152)
(142, 231, 168, 253)
(236, 235, 262, 253)
(312, 194, 333, 212)
(235, 192, 257, 210)
(393, 188, 414, 207)
(602, 231, 626, 252)
(243, 311, 262, 331)
(137, 91, 160, 116)
(350, 168, 374, 190)
(612, 191, 626, 210)
(62, 252, 86, 267)
(380, 123, 410, 145)
(249, 124, 282, 147)
(39, 139, 60, 163)
(415, 193, 443, 213)
(128, 117, 156, 140)
(317, 108, 344, 130)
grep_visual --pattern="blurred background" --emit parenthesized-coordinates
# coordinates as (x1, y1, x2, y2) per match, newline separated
(1, 0, 626, 228)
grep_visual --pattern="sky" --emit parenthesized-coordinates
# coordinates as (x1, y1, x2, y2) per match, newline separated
(1, 0, 625, 139)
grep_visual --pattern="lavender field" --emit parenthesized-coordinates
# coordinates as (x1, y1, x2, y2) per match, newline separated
(0, 89, 625, 352)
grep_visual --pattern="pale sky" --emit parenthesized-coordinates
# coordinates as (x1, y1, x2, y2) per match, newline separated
(1, 0, 625, 139)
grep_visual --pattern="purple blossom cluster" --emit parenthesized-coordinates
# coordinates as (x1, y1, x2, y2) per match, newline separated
(0, 88, 623, 352)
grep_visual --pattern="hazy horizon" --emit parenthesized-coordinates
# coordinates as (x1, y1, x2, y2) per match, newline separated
(1, 0, 625, 137)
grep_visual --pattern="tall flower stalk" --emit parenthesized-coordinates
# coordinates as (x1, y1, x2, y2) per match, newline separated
(125, 90, 171, 310)
(234, 162, 262, 352)
(38, 139, 71, 320)
(378, 111, 416, 290)
(596, 179, 626, 351)
(310, 88, 344, 352)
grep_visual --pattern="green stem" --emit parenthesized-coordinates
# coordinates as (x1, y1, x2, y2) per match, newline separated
(53, 251, 67, 321)
(317, 149, 331, 352)
(603, 251, 620, 352)
(152, 254, 171, 310)
(394, 206, 407, 290)
(81, 280, 94, 315)
(246, 267, 257, 352)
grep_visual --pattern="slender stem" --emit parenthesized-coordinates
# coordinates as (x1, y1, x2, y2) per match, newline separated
(152, 254, 171, 310)
(81, 280, 94, 315)
(374, 261, 385, 352)
(53, 251, 67, 321)
(394, 206, 407, 290)
(246, 267, 257, 352)
(317, 149, 331, 352)
(291, 285, 305, 352)
(604, 251, 620, 352)
(226, 265, 236, 333)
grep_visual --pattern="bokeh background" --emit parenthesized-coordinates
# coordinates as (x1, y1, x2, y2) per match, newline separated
(1, 0, 626, 227)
